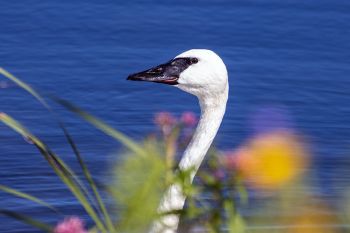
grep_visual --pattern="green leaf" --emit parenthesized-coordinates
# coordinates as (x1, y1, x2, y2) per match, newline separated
(227, 214, 246, 233)
(224, 200, 246, 233)
(62, 127, 116, 233)
(111, 139, 168, 233)
(236, 179, 248, 205)
(0, 209, 53, 232)
(89, 226, 99, 233)
(0, 185, 58, 213)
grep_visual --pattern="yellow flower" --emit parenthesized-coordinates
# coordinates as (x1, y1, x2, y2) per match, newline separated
(235, 131, 308, 189)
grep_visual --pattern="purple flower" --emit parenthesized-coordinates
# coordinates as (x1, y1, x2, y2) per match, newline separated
(180, 112, 197, 127)
(154, 112, 177, 128)
(54, 217, 87, 233)
(154, 112, 177, 136)
(214, 169, 225, 180)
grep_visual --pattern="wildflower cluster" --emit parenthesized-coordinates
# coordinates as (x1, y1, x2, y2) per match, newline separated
(54, 217, 88, 233)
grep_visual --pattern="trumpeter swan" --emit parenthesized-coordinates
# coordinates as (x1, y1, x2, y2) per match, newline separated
(128, 49, 229, 233)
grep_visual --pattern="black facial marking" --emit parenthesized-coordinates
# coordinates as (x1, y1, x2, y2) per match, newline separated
(127, 57, 198, 85)
(189, 57, 198, 64)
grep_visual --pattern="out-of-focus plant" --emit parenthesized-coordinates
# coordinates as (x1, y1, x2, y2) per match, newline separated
(229, 130, 309, 190)
(0, 68, 240, 232)
(1, 68, 349, 233)
(0, 68, 247, 233)
(110, 139, 167, 233)
(149, 111, 247, 233)
(0, 68, 117, 233)
(54, 217, 88, 233)
(153, 111, 197, 171)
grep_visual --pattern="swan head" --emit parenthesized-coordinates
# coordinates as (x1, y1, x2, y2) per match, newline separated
(127, 49, 228, 99)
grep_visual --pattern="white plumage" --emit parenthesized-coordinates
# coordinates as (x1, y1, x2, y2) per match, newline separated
(149, 49, 229, 233)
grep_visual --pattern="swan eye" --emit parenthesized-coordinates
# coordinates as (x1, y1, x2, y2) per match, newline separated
(190, 58, 198, 64)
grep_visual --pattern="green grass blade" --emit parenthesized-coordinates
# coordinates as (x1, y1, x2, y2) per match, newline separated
(0, 68, 50, 109)
(0, 68, 115, 232)
(0, 69, 95, 200)
(64, 131, 116, 233)
(52, 97, 144, 155)
(0, 185, 58, 213)
(0, 113, 108, 233)
(0, 209, 53, 232)
(89, 226, 99, 233)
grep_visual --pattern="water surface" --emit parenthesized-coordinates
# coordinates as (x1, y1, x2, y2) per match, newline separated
(1, 1, 350, 232)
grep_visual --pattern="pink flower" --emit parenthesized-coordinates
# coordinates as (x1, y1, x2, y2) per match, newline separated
(54, 217, 87, 233)
(154, 112, 177, 136)
(154, 112, 177, 127)
(222, 149, 251, 171)
(180, 112, 197, 127)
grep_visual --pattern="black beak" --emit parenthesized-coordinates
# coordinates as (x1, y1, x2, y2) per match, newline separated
(127, 57, 197, 85)
(127, 61, 179, 85)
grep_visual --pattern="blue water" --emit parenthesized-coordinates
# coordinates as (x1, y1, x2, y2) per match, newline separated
(1, 1, 350, 232)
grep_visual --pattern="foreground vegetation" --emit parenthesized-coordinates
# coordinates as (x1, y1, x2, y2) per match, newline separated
(0, 68, 349, 233)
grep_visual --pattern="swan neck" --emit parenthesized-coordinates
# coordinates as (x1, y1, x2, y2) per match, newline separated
(149, 85, 228, 233)
(179, 87, 228, 173)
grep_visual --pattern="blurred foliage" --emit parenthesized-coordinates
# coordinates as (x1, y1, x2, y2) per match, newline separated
(0, 68, 350, 233)
(111, 139, 167, 233)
